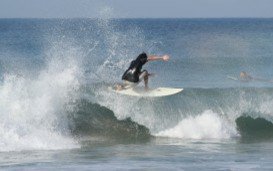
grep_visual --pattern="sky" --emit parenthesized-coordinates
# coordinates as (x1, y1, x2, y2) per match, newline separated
(0, 0, 273, 18)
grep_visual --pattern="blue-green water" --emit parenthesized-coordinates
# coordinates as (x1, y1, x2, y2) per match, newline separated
(1, 139, 273, 170)
(1, 18, 273, 170)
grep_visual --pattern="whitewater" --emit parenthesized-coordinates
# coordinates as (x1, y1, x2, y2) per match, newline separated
(1, 18, 273, 170)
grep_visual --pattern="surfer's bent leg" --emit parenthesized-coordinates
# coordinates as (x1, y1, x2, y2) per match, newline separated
(123, 80, 138, 89)
(139, 70, 149, 89)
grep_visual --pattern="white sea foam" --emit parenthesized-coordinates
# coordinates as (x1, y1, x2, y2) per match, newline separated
(156, 110, 238, 139)
(0, 43, 82, 151)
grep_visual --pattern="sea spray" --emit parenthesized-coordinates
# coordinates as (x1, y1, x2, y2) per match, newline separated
(0, 41, 83, 151)
(156, 110, 237, 139)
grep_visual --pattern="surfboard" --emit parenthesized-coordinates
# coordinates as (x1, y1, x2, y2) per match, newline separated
(109, 87, 183, 97)
(227, 75, 239, 81)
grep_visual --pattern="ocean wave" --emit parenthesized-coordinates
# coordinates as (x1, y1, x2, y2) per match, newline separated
(0, 69, 80, 151)
(2, 73, 273, 151)
(155, 110, 237, 139)
(0, 38, 83, 151)
(2, 18, 273, 151)
(89, 85, 273, 141)
(236, 115, 273, 140)
(68, 99, 151, 140)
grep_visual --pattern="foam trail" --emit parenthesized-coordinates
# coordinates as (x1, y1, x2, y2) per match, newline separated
(156, 110, 238, 139)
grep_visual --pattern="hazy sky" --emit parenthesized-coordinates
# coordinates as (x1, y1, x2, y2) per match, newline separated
(1, 0, 273, 18)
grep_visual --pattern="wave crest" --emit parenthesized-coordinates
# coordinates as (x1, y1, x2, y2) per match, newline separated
(156, 110, 238, 139)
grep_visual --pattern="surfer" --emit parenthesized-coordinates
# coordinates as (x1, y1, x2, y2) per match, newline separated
(116, 52, 169, 90)
(239, 71, 273, 83)
(239, 71, 253, 82)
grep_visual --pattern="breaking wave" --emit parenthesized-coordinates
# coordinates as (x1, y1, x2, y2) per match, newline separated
(2, 18, 273, 152)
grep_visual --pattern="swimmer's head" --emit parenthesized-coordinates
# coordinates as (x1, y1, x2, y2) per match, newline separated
(240, 71, 247, 78)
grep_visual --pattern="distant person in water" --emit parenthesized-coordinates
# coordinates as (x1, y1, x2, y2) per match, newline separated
(239, 71, 273, 83)
(240, 71, 253, 82)
(116, 52, 169, 90)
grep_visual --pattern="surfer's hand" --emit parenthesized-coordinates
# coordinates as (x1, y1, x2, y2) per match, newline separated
(162, 55, 170, 61)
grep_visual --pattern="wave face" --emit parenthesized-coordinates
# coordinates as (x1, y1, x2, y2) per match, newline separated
(93, 86, 273, 141)
(68, 99, 150, 140)
(236, 116, 273, 140)
(2, 18, 273, 151)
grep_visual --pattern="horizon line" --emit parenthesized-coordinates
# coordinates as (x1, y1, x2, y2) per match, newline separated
(1, 17, 273, 20)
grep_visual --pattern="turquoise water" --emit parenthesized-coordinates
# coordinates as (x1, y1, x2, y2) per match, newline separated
(1, 18, 273, 170)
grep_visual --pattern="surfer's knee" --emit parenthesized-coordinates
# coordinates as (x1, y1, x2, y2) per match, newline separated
(139, 70, 148, 81)
(144, 73, 148, 81)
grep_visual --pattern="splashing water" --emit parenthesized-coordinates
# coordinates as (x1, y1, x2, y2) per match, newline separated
(156, 110, 238, 139)
(0, 40, 83, 151)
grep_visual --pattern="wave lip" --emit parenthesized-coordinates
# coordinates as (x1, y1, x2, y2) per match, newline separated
(156, 110, 238, 139)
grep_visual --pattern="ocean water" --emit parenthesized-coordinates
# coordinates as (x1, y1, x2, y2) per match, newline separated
(1, 18, 273, 170)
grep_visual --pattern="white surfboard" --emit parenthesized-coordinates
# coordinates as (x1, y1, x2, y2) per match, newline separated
(227, 75, 239, 81)
(109, 87, 183, 97)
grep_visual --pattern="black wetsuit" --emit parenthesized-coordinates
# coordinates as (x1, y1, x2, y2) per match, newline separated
(122, 53, 148, 83)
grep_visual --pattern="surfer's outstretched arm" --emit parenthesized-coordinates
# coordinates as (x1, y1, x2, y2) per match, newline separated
(148, 55, 170, 62)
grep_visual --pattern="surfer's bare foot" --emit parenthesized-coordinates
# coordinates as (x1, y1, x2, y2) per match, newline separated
(115, 84, 124, 91)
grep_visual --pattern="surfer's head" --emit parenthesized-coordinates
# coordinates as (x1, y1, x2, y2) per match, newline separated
(240, 71, 247, 78)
